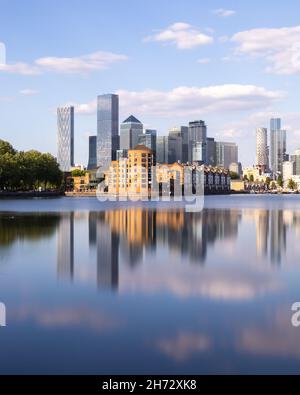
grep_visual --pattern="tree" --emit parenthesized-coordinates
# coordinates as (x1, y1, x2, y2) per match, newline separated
(287, 178, 297, 191)
(249, 174, 254, 183)
(71, 169, 86, 177)
(271, 181, 277, 190)
(0, 140, 16, 156)
(277, 175, 283, 188)
(265, 177, 271, 188)
(0, 140, 63, 191)
(229, 171, 240, 180)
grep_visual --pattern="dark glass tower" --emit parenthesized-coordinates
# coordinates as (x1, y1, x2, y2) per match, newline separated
(87, 136, 97, 170)
(97, 94, 119, 171)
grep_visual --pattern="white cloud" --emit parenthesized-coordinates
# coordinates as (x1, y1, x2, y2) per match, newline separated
(213, 8, 236, 17)
(232, 26, 300, 74)
(73, 84, 284, 118)
(0, 62, 40, 75)
(0, 51, 128, 75)
(19, 89, 39, 95)
(144, 22, 213, 49)
(197, 58, 211, 64)
(35, 51, 128, 74)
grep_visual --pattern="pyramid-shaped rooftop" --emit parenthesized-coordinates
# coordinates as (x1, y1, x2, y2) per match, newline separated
(122, 115, 142, 124)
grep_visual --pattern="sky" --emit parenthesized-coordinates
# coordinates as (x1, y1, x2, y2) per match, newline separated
(1, 0, 300, 166)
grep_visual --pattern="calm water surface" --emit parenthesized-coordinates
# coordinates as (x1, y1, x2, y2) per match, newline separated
(1, 195, 300, 374)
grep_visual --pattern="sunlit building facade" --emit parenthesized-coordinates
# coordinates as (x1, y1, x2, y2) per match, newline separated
(57, 106, 74, 172)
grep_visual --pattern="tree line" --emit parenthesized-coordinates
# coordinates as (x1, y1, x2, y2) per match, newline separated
(0, 139, 63, 191)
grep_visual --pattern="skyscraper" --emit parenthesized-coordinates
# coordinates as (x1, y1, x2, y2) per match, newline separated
(206, 137, 216, 166)
(169, 126, 189, 162)
(270, 118, 286, 174)
(256, 128, 269, 172)
(87, 136, 97, 170)
(97, 94, 119, 170)
(120, 115, 143, 152)
(156, 136, 169, 163)
(138, 130, 157, 164)
(216, 142, 238, 169)
(57, 106, 74, 172)
(188, 121, 207, 163)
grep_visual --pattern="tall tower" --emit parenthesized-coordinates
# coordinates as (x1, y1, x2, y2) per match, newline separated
(57, 106, 74, 172)
(87, 136, 97, 170)
(270, 118, 286, 175)
(97, 94, 119, 171)
(188, 120, 207, 163)
(120, 115, 143, 151)
(256, 128, 269, 172)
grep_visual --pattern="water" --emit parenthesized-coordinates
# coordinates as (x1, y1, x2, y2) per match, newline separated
(0, 195, 300, 374)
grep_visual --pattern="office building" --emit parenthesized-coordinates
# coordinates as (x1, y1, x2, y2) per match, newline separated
(270, 118, 286, 174)
(188, 120, 207, 163)
(216, 142, 238, 169)
(291, 148, 300, 175)
(168, 133, 182, 163)
(138, 129, 157, 153)
(169, 126, 189, 162)
(256, 128, 269, 172)
(87, 136, 97, 170)
(97, 94, 119, 170)
(156, 136, 169, 163)
(120, 115, 143, 152)
(206, 137, 216, 166)
(57, 106, 74, 172)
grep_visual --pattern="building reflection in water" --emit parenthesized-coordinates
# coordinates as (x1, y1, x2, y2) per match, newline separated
(55, 207, 300, 289)
(57, 212, 74, 280)
(254, 210, 287, 265)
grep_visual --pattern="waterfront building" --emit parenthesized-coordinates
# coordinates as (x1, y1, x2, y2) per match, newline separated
(270, 118, 287, 175)
(256, 127, 269, 172)
(188, 120, 207, 163)
(120, 115, 143, 152)
(97, 94, 119, 170)
(108, 145, 154, 196)
(216, 141, 238, 169)
(87, 136, 97, 170)
(57, 106, 74, 172)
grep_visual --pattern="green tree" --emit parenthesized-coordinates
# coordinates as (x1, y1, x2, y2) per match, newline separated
(249, 174, 254, 183)
(277, 175, 283, 188)
(265, 177, 271, 188)
(229, 171, 240, 180)
(71, 169, 86, 177)
(287, 178, 297, 190)
(0, 140, 62, 191)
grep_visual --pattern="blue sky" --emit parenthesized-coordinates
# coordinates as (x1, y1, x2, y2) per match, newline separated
(1, 0, 300, 166)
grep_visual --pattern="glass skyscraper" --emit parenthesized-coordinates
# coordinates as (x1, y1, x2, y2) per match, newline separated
(87, 136, 97, 170)
(188, 120, 207, 163)
(270, 118, 286, 175)
(215, 141, 238, 169)
(57, 106, 74, 172)
(97, 94, 119, 171)
(256, 128, 269, 172)
(120, 115, 143, 151)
